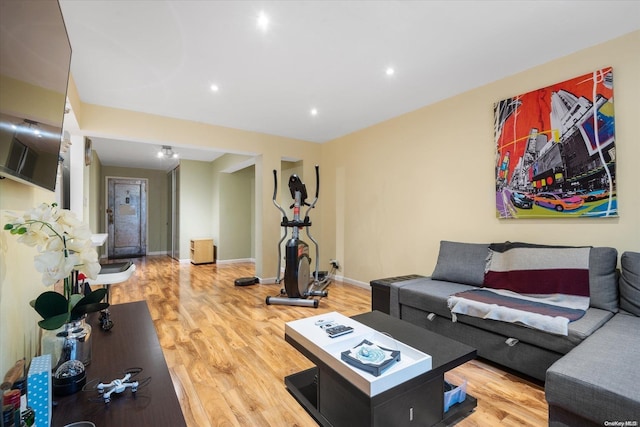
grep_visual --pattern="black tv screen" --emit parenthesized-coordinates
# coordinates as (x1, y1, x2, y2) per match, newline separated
(0, 0, 72, 192)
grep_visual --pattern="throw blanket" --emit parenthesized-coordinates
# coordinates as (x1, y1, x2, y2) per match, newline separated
(448, 243, 591, 336)
(447, 289, 587, 336)
(484, 243, 591, 296)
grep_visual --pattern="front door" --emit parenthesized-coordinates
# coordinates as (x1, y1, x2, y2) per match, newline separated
(107, 177, 147, 258)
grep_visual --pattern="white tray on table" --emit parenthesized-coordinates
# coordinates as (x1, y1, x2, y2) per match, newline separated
(285, 311, 432, 396)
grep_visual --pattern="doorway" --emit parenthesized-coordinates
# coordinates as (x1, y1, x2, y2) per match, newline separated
(106, 177, 148, 258)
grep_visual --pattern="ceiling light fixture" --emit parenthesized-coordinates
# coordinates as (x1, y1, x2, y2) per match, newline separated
(157, 145, 178, 159)
(13, 119, 44, 138)
(210, 84, 219, 92)
(310, 108, 318, 116)
(257, 11, 269, 32)
(385, 67, 395, 76)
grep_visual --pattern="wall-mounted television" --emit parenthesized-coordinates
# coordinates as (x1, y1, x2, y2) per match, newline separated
(0, 0, 72, 192)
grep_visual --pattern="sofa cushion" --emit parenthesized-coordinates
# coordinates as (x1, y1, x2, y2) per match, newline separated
(398, 278, 612, 354)
(546, 313, 640, 424)
(619, 251, 640, 316)
(588, 246, 619, 312)
(452, 308, 612, 354)
(431, 241, 488, 286)
(398, 278, 476, 318)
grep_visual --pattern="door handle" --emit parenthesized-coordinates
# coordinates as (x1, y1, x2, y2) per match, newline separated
(107, 208, 114, 224)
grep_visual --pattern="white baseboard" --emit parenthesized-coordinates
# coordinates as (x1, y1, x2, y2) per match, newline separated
(335, 275, 370, 289)
(216, 258, 255, 265)
(161, 256, 368, 290)
(100, 251, 168, 259)
(258, 275, 368, 288)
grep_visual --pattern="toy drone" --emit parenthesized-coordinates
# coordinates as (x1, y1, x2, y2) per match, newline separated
(97, 373, 138, 403)
(92, 368, 150, 403)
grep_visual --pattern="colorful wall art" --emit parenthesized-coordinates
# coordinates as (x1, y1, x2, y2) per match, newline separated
(494, 68, 617, 219)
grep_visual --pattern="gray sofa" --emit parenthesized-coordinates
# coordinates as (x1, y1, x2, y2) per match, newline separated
(373, 242, 640, 425)
(546, 251, 640, 426)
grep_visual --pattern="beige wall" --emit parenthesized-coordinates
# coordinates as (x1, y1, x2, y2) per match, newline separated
(0, 180, 56, 377)
(88, 150, 103, 254)
(179, 159, 214, 260)
(219, 166, 254, 260)
(84, 150, 107, 257)
(319, 31, 640, 285)
(210, 154, 252, 260)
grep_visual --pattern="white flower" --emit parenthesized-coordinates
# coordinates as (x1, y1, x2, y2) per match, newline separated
(5, 202, 110, 329)
(55, 209, 83, 230)
(4, 211, 22, 225)
(68, 240, 101, 280)
(69, 223, 92, 243)
(6, 203, 100, 285)
(43, 236, 65, 252)
(16, 227, 50, 248)
(34, 251, 76, 286)
(25, 203, 55, 223)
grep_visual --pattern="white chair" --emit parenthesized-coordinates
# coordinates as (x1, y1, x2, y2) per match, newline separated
(91, 261, 137, 330)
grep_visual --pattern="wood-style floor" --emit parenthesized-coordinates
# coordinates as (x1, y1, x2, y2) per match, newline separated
(107, 256, 547, 426)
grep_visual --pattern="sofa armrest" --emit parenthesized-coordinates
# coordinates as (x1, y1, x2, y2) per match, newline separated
(370, 274, 425, 314)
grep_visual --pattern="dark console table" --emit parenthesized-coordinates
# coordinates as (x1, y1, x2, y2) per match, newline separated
(51, 301, 186, 427)
(285, 310, 477, 427)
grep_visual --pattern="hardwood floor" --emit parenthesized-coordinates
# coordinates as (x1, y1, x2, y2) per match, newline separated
(106, 256, 547, 426)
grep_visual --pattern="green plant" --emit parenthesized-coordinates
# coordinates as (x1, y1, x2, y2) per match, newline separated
(4, 203, 108, 329)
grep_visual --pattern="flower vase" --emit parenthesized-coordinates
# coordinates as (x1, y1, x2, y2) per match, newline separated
(41, 317, 92, 371)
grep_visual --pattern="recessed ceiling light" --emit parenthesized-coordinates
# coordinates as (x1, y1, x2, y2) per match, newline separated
(257, 11, 269, 32)
(210, 84, 219, 92)
(385, 67, 395, 76)
(310, 108, 318, 116)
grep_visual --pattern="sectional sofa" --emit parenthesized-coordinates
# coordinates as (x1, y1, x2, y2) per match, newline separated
(370, 242, 640, 426)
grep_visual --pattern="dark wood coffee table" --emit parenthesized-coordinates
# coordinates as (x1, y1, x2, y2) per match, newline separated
(285, 310, 477, 427)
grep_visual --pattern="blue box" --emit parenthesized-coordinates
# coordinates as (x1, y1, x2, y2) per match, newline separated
(27, 355, 51, 427)
(444, 373, 467, 412)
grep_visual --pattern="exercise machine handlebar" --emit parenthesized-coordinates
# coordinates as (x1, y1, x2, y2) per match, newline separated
(273, 166, 320, 229)
(272, 169, 288, 220)
(303, 165, 319, 220)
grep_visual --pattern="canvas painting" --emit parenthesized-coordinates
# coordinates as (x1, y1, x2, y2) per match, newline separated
(494, 67, 617, 219)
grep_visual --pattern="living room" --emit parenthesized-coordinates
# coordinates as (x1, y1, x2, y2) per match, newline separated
(1, 1, 639, 426)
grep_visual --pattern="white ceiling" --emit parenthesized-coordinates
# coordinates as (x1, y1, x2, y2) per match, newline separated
(88, 137, 225, 171)
(58, 0, 640, 170)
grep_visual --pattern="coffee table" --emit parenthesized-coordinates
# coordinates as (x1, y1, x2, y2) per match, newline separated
(285, 310, 477, 427)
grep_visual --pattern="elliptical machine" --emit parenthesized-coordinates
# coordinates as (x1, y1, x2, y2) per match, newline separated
(266, 165, 331, 308)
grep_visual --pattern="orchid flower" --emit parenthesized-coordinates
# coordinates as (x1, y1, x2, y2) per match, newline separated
(3, 202, 108, 329)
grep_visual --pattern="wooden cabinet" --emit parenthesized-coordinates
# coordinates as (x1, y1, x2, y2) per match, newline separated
(190, 238, 214, 264)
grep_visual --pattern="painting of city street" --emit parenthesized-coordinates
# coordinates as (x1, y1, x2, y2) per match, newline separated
(494, 67, 617, 219)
